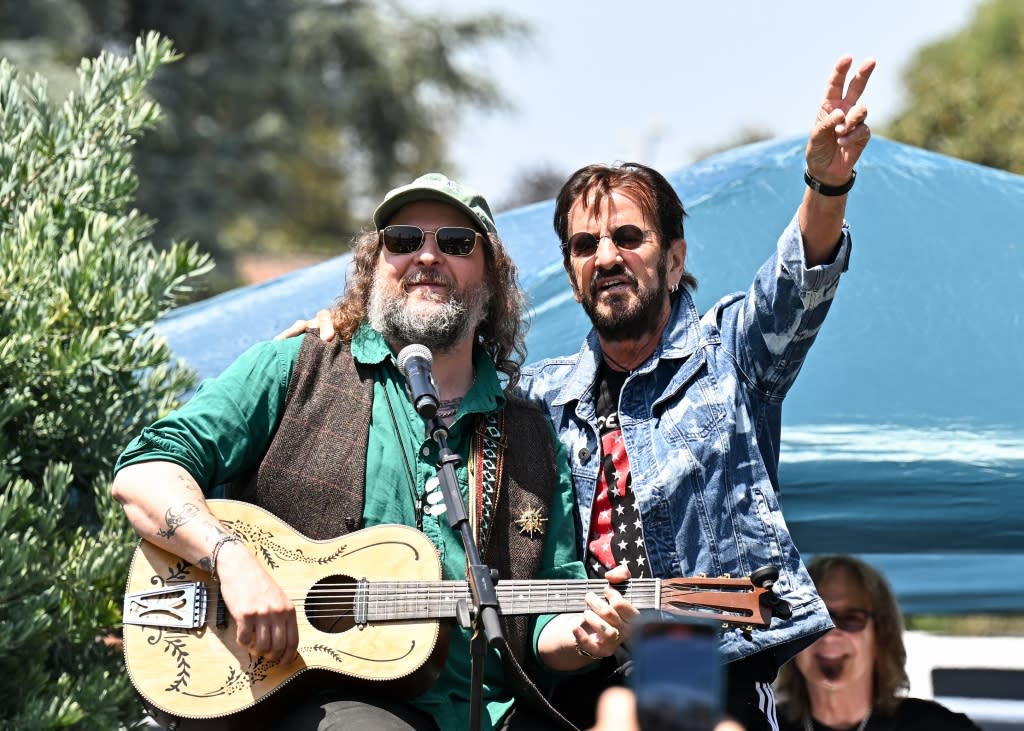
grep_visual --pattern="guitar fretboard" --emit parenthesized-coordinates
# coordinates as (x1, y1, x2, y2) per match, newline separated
(360, 579, 662, 621)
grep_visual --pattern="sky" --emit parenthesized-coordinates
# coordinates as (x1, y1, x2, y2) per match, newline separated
(407, 0, 986, 206)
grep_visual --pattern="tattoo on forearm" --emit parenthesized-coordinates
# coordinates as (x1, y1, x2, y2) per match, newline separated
(156, 502, 200, 539)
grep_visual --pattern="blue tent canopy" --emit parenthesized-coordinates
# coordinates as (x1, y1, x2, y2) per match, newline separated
(157, 137, 1024, 615)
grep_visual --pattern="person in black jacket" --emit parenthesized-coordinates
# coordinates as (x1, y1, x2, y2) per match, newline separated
(775, 554, 981, 731)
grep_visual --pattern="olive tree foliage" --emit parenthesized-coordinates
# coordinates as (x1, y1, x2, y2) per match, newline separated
(885, 0, 1024, 174)
(0, 33, 211, 728)
(0, 0, 529, 294)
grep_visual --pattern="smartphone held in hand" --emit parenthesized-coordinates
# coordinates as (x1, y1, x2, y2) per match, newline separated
(630, 613, 723, 731)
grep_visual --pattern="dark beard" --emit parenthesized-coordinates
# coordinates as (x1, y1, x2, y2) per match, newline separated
(579, 256, 669, 343)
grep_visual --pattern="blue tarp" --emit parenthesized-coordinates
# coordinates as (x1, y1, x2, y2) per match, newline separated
(157, 137, 1024, 615)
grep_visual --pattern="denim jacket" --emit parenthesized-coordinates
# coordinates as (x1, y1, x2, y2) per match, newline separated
(516, 213, 849, 667)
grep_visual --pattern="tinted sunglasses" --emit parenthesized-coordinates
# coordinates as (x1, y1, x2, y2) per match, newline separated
(829, 608, 873, 633)
(564, 224, 653, 258)
(379, 225, 480, 256)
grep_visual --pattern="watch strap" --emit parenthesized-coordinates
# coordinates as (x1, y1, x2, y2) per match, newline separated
(804, 168, 856, 196)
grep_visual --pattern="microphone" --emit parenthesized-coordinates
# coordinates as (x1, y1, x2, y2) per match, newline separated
(397, 344, 440, 419)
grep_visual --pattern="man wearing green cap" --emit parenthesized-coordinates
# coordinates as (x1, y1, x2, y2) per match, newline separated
(112, 174, 637, 730)
(285, 55, 875, 731)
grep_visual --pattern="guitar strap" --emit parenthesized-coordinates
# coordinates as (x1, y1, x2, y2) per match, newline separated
(469, 411, 505, 556)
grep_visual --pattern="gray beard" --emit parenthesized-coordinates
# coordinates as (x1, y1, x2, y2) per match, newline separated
(368, 278, 490, 353)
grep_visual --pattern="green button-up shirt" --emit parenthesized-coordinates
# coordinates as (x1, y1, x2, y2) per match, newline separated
(116, 325, 584, 730)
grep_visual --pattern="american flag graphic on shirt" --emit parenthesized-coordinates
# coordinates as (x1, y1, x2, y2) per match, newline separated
(585, 388, 652, 580)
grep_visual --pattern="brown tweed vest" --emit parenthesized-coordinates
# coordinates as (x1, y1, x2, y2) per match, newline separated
(234, 335, 578, 729)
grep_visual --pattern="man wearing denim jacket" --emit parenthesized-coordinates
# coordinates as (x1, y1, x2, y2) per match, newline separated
(517, 56, 876, 731)
(285, 55, 875, 731)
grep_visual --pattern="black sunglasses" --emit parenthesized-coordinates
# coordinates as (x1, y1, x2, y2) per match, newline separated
(829, 608, 873, 633)
(380, 225, 480, 256)
(563, 224, 653, 258)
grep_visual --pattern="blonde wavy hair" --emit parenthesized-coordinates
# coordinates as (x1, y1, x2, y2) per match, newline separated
(330, 229, 528, 389)
(777, 555, 910, 721)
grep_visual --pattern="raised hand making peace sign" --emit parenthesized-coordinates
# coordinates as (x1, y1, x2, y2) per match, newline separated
(806, 55, 876, 187)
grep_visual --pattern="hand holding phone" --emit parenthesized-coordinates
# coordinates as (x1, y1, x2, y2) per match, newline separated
(630, 613, 723, 731)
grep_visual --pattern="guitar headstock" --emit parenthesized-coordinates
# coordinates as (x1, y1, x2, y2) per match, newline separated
(658, 569, 786, 629)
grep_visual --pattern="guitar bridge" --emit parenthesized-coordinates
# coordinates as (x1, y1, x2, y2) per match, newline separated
(123, 582, 208, 630)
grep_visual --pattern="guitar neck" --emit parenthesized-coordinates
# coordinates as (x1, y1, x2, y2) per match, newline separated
(497, 578, 661, 615)
(364, 578, 661, 621)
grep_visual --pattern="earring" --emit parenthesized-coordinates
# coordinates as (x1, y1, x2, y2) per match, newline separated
(670, 282, 679, 294)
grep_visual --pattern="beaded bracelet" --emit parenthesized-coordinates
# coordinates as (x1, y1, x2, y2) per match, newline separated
(210, 535, 243, 582)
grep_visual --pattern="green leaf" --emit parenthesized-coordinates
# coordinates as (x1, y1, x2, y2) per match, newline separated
(0, 32, 202, 727)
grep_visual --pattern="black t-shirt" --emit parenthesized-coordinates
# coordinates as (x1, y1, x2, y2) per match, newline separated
(779, 698, 983, 731)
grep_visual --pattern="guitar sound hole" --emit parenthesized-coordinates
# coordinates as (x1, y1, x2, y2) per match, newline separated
(306, 574, 357, 634)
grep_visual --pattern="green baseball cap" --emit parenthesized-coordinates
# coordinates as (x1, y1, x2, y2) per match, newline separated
(373, 173, 497, 235)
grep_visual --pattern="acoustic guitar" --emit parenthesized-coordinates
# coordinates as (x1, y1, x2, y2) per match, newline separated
(122, 499, 776, 723)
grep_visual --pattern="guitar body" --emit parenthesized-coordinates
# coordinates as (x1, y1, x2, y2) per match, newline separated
(123, 500, 445, 722)
(123, 499, 779, 725)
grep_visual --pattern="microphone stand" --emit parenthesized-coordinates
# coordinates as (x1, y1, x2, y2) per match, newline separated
(424, 412, 504, 731)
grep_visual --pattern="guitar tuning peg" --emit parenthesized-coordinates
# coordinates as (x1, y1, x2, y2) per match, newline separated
(720, 573, 732, 579)
(697, 572, 708, 578)
(750, 565, 780, 589)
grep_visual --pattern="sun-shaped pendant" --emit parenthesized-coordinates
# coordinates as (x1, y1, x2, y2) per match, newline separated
(515, 508, 547, 537)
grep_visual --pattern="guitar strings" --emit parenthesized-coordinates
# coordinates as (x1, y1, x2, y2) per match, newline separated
(285, 580, 662, 618)
(125, 577, 758, 624)
(187, 580, 755, 620)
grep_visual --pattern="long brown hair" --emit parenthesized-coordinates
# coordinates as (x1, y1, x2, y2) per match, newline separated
(777, 555, 910, 721)
(329, 228, 528, 389)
